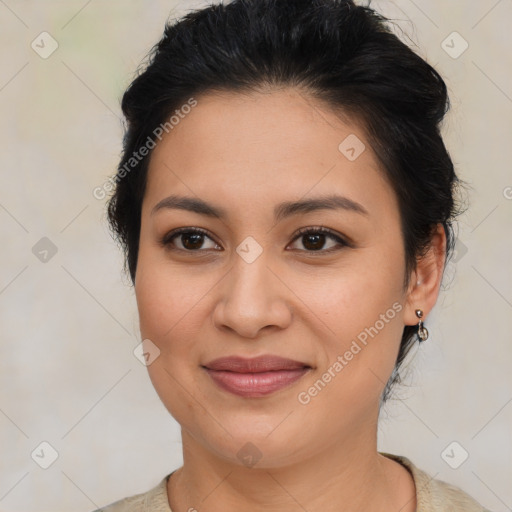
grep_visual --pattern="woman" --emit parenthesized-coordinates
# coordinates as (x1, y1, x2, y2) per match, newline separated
(94, 0, 492, 510)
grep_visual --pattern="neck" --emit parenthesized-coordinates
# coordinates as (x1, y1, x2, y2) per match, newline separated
(167, 428, 416, 512)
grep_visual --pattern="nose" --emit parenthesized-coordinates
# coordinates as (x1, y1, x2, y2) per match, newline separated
(212, 251, 293, 339)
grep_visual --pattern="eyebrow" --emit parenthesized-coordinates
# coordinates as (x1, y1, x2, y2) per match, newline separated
(151, 193, 369, 221)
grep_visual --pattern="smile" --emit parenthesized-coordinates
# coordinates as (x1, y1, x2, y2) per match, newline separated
(202, 355, 312, 397)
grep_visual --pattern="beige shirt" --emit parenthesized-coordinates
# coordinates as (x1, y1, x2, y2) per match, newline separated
(93, 452, 492, 511)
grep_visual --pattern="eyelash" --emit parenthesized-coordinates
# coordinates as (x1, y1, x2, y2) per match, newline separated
(159, 226, 351, 255)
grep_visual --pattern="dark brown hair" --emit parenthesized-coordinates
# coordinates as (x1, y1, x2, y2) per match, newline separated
(106, 0, 464, 402)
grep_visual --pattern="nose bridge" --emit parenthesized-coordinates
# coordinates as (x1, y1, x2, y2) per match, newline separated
(227, 231, 273, 298)
(230, 247, 271, 301)
(213, 244, 291, 337)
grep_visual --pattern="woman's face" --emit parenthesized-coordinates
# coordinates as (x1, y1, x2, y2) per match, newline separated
(135, 88, 421, 468)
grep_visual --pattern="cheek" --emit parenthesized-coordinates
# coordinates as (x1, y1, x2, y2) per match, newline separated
(135, 261, 205, 418)
(314, 247, 405, 332)
(135, 272, 174, 343)
(135, 251, 207, 344)
(306, 246, 406, 397)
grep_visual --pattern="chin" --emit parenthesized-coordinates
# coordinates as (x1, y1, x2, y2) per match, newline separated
(186, 415, 313, 470)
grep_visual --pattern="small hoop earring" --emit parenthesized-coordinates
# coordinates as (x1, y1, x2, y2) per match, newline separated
(415, 309, 429, 342)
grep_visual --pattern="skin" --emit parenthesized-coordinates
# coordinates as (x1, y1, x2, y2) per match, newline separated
(134, 87, 446, 512)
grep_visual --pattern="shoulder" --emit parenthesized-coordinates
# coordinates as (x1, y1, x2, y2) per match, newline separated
(382, 452, 493, 512)
(90, 473, 173, 512)
(381, 452, 493, 512)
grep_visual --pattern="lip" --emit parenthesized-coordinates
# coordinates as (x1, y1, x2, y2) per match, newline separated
(202, 355, 312, 397)
(203, 355, 311, 372)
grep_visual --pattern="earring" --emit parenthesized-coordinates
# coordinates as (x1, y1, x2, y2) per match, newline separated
(415, 309, 429, 342)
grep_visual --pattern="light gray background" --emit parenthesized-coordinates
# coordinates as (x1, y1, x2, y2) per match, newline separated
(0, 1, 511, 511)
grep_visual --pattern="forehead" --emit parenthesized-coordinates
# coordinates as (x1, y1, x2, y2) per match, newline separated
(144, 88, 396, 221)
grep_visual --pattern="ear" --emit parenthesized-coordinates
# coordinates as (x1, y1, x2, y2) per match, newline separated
(403, 223, 447, 326)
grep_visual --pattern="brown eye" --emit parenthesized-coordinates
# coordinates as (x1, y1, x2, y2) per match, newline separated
(161, 228, 221, 252)
(289, 227, 348, 253)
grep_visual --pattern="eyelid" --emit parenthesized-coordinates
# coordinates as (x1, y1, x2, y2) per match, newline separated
(288, 226, 352, 251)
(159, 227, 220, 250)
(160, 226, 352, 253)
